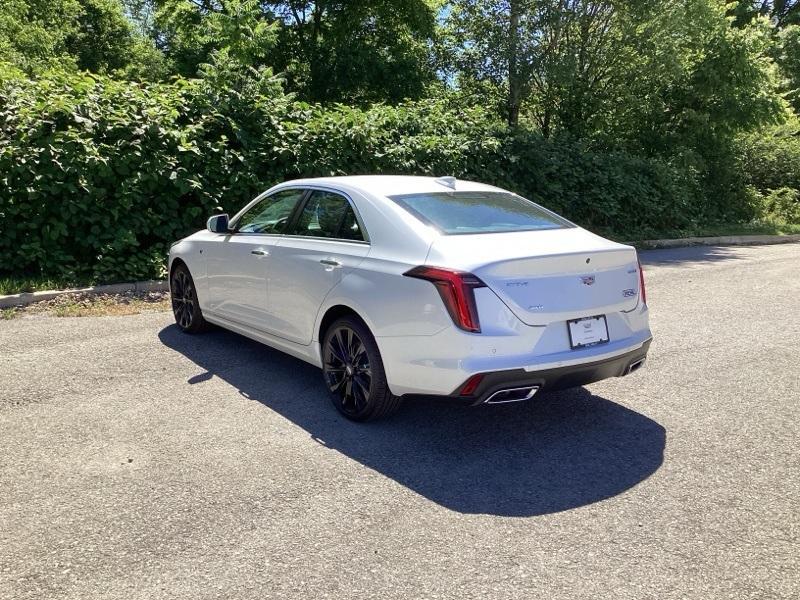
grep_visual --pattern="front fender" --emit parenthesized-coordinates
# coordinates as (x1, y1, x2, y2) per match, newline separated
(168, 233, 209, 307)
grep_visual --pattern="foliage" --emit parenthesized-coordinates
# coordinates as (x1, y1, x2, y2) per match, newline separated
(731, 1, 800, 28)
(443, 0, 784, 143)
(1, 0, 800, 284)
(268, 0, 438, 103)
(762, 187, 800, 221)
(0, 0, 82, 72)
(0, 67, 708, 282)
(0, 0, 165, 76)
(738, 119, 800, 191)
(736, 118, 800, 222)
(774, 25, 800, 111)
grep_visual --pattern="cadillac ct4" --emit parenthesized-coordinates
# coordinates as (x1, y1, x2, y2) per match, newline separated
(169, 176, 652, 421)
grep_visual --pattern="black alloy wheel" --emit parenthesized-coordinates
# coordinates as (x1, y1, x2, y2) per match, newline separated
(170, 264, 208, 333)
(322, 316, 401, 421)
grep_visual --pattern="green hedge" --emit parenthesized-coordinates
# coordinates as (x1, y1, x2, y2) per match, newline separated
(738, 125, 800, 218)
(0, 68, 754, 282)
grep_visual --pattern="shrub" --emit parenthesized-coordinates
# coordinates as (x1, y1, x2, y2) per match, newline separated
(737, 123, 800, 198)
(0, 67, 723, 282)
(762, 187, 800, 222)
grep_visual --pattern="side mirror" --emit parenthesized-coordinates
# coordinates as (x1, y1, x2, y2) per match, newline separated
(207, 214, 230, 234)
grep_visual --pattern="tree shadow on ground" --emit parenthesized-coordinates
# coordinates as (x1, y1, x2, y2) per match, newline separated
(159, 325, 665, 517)
(640, 245, 751, 267)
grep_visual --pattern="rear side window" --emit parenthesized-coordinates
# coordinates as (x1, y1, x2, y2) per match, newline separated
(388, 191, 572, 235)
(287, 190, 365, 241)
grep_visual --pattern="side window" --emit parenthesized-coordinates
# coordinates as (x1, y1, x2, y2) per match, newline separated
(287, 190, 365, 241)
(236, 189, 305, 234)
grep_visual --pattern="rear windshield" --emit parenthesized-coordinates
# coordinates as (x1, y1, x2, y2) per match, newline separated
(387, 191, 573, 235)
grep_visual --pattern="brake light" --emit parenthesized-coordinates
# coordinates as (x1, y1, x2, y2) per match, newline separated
(404, 266, 486, 332)
(638, 258, 647, 305)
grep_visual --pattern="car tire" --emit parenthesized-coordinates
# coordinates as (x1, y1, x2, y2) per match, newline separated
(322, 316, 401, 422)
(170, 263, 210, 334)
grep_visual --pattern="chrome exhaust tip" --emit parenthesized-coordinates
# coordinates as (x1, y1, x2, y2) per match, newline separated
(484, 385, 540, 404)
(625, 358, 646, 375)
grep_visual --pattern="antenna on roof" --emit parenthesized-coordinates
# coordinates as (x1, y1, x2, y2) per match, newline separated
(435, 176, 457, 190)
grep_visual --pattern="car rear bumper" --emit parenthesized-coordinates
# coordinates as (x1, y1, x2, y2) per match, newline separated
(443, 338, 651, 406)
(377, 310, 652, 397)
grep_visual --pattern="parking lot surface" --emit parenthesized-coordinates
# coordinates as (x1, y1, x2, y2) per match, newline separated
(1, 243, 798, 599)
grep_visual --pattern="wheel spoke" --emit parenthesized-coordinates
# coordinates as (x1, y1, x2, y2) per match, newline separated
(352, 341, 367, 364)
(353, 375, 370, 403)
(340, 328, 352, 361)
(172, 275, 183, 298)
(347, 330, 360, 360)
(344, 378, 354, 404)
(330, 331, 348, 364)
(352, 383, 366, 409)
(327, 371, 346, 392)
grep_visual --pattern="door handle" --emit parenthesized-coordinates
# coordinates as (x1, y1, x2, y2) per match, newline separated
(251, 249, 270, 256)
(319, 259, 342, 268)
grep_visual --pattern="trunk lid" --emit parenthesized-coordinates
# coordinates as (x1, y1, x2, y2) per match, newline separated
(425, 228, 641, 327)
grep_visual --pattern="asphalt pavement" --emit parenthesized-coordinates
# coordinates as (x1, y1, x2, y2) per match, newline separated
(1, 243, 798, 599)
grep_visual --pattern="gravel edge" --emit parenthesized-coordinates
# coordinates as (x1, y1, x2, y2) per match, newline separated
(0, 280, 168, 309)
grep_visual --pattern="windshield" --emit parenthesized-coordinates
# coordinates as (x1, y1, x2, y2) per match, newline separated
(387, 191, 573, 235)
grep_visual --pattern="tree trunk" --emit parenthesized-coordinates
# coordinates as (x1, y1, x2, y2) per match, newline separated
(507, 0, 521, 127)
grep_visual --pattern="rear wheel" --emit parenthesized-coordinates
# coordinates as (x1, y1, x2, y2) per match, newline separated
(170, 263, 209, 334)
(322, 316, 401, 421)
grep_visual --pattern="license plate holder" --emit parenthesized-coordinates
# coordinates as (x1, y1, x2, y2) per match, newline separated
(567, 315, 610, 349)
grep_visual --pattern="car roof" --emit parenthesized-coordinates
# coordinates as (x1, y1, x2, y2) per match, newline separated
(278, 175, 505, 197)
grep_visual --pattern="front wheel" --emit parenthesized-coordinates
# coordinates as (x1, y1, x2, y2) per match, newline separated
(170, 263, 209, 334)
(322, 316, 401, 421)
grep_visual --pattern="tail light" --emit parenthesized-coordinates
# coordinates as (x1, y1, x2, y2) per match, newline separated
(638, 258, 647, 305)
(404, 266, 486, 332)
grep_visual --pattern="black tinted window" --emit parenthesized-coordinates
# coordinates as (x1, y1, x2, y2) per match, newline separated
(288, 190, 364, 241)
(237, 189, 304, 234)
(388, 191, 572, 235)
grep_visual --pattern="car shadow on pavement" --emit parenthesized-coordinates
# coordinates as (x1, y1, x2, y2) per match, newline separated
(159, 325, 665, 518)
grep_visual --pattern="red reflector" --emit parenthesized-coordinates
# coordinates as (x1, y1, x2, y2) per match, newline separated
(638, 258, 647, 305)
(404, 265, 486, 332)
(459, 374, 484, 396)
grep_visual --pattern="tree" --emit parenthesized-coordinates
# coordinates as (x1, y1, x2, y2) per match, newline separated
(443, 1, 648, 130)
(0, 0, 167, 76)
(69, 0, 140, 73)
(0, 0, 82, 71)
(443, 0, 784, 143)
(268, 0, 437, 103)
(731, 1, 800, 28)
(731, 2, 800, 113)
(774, 24, 800, 110)
(154, 0, 438, 103)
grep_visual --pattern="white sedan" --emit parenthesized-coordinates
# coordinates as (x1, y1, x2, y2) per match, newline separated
(169, 176, 652, 421)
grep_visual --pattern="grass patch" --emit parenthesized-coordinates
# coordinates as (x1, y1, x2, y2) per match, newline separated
(0, 276, 94, 296)
(1, 308, 19, 320)
(665, 220, 800, 238)
(613, 219, 800, 244)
